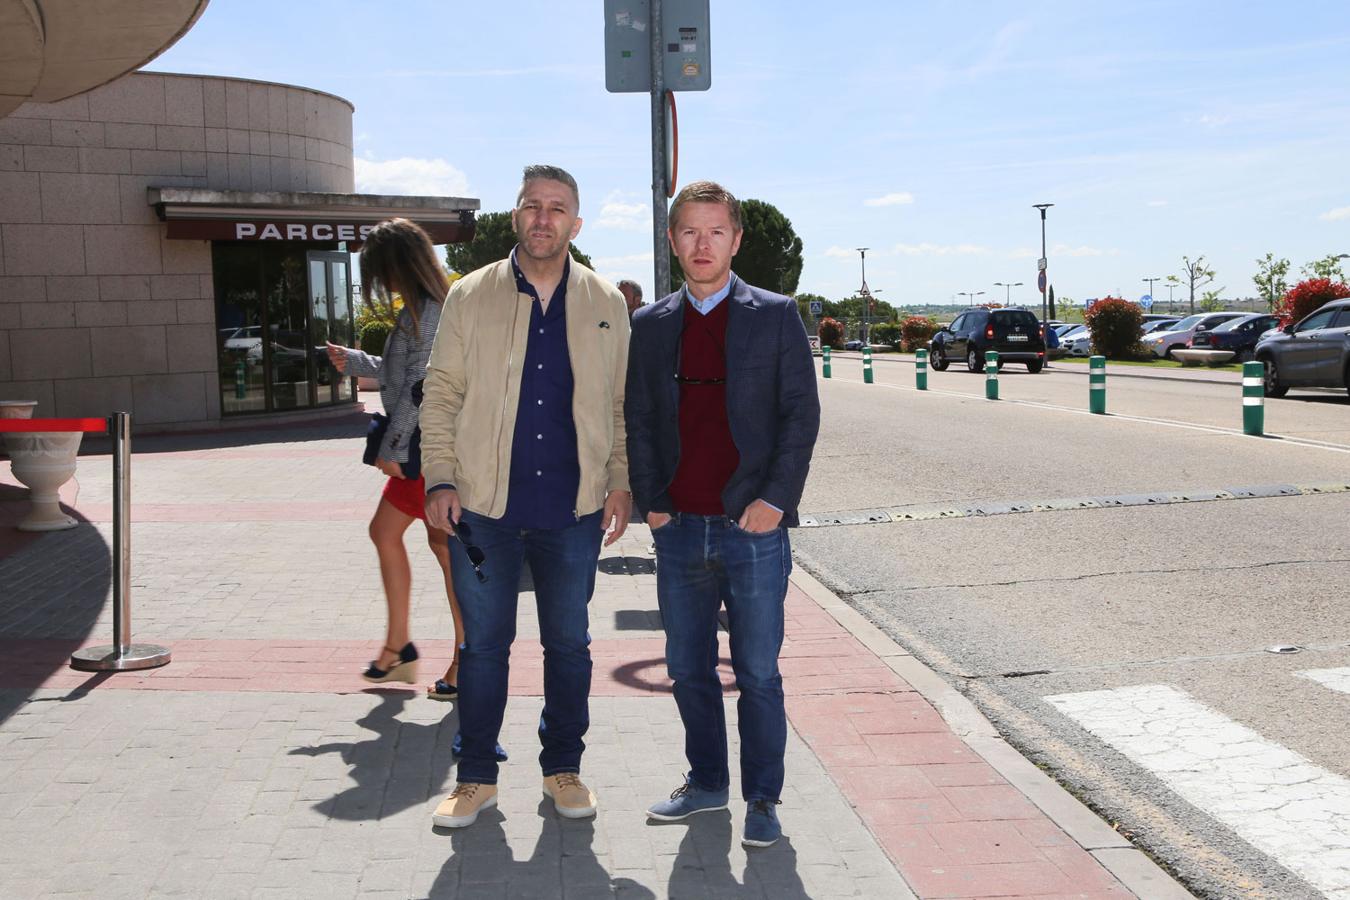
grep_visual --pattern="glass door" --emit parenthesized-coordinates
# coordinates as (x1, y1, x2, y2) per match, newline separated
(307, 251, 356, 405)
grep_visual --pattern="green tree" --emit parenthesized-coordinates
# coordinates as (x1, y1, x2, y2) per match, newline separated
(1199, 288, 1226, 312)
(1180, 255, 1216, 314)
(1048, 284, 1057, 319)
(1301, 254, 1347, 282)
(445, 211, 592, 275)
(1253, 253, 1291, 311)
(669, 198, 803, 295)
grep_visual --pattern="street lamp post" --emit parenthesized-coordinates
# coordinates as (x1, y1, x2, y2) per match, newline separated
(856, 247, 871, 343)
(1032, 203, 1053, 327)
(993, 281, 1023, 306)
(1143, 276, 1160, 313)
(1167, 283, 1177, 314)
(958, 290, 985, 307)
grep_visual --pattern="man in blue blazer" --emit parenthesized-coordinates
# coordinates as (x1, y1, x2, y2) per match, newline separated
(625, 181, 820, 848)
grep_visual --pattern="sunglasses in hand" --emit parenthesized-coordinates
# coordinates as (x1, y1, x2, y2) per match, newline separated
(452, 518, 488, 583)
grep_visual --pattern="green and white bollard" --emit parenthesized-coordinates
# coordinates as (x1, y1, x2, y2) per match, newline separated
(1089, 355, 1106, 414)
(985, 350, 999, 400)
(822, 346, 831, 379)
(915, 348, 928, 390)
(1243, 360, 1264, 435)
(863, 346, 874, 384)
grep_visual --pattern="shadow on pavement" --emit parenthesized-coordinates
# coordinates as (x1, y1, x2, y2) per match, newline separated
(426, 799, 657, 899)
(0, 501, 110, 727)
(653, 809, 808, 898)
(76, 406, 372, 457)
(288, 693, 458, 821)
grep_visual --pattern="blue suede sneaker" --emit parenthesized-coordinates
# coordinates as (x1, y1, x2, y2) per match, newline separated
(646, 778, 730, 821)
(742, 799, 782, 848)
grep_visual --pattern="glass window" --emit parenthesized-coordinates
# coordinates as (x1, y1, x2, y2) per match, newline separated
(214, 245, 267, 414)
(950, 314, 966, 331)
(1332, 308, 1350, 329)
(1295, 309, 1337, 333)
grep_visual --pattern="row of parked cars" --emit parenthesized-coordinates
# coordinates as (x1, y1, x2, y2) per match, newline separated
(922, 301, 1350, 397)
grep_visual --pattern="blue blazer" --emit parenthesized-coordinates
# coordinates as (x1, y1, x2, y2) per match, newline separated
(624, 276, 820, 526)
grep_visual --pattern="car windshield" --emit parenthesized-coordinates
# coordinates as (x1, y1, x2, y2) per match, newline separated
(1170, 315, 1204, 331)
(1212, 317, 1253, 332)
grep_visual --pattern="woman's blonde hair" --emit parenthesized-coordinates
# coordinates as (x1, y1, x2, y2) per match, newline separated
(359, 218, 450, 335)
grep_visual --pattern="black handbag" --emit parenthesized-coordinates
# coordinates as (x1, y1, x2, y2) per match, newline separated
(363, 379, 423, 479)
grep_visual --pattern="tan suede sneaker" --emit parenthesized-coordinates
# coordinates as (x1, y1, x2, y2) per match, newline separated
(542, 773, 597, 819)
(432, 782, 497, 828)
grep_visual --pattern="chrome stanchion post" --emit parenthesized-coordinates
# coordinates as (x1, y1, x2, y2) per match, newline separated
(71, 412, 171, 672)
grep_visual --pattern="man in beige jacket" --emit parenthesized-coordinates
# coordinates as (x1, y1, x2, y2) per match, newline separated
(421, 165, 631, 829)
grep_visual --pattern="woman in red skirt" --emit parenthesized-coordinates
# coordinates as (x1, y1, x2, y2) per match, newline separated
(327, 219, 463, 697)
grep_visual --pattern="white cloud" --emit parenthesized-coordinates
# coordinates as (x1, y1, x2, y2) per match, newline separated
(1198, 113, 1231, 127)
(1320, 206, 1350, 221)
(595, 191, 651, 231)
(1147, 199, 1168, 207)
(824, 246, 859, 258)
(592, 252, 654, 269)
(1007, 247, 1038, 259)
(354, 157, 470, 196)
(864, 191, 915, 207)
(892, 242, 988, 256)
(1051, 243, 1110, 257)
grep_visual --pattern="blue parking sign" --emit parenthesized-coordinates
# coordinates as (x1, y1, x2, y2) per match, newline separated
(1140, 294, 1154, 309)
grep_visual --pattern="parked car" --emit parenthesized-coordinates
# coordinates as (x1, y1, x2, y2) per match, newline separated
(1063, 329, 1093, 357)
(1254, 299, 1350, 398)
(1142, 313, 1179, 323)
(1141, 312, 1247, 359)
(929, 308, 1046, 373)
(1188, 313, 1281, 362)
(843, 339, 864, 351)
(1141, 318, 1180, 335)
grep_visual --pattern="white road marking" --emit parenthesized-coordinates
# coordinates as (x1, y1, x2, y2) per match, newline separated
(1046, 684, 1350, 899)
(1298, 667, 1350, 696)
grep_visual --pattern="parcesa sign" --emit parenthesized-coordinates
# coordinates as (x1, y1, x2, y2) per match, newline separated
(234, 222, 377, 241)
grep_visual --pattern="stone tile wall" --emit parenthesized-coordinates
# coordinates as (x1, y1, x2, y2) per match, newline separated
(0, 72, 355, 427)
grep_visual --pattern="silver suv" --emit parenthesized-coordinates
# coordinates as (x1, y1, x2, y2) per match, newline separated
(1255, 299, 1350, 398)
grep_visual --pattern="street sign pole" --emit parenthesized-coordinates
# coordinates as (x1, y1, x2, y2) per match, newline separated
(649, 0, 670, 299)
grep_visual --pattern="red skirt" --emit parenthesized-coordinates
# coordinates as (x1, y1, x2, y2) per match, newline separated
(382, 475, 427, 520)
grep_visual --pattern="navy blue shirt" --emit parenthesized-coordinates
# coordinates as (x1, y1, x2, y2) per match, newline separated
(500, 248, 580, 529)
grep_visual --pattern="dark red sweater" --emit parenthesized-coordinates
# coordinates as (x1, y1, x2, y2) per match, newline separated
(668, 299, 739, 515)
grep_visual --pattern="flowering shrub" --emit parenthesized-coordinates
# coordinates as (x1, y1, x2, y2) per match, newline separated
(1276, 278, 1350, 326)
(1083, 296, 1144, 359)
(899, 315, 939, 351)
(818, 316, 845, 349)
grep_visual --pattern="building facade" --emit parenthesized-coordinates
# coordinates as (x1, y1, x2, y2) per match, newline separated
(0, 71, 476, 429)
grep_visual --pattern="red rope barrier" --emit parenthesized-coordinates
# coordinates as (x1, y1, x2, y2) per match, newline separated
(0, 417, 109, 434)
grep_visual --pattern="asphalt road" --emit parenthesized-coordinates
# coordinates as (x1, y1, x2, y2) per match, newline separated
(794, 359, 1350, 900)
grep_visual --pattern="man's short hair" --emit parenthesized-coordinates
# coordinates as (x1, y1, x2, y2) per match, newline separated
(617, 279, 643, 301)
(668, 180, 742, 231)
(517, 164, 580, 212)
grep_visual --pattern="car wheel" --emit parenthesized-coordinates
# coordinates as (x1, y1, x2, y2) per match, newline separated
(1027, 359, 1043, 374)
(966, 348, 983, 373)
(930, 346, 949, 371)
(1164, 345, 1179, 361)
(1261, 356, 1288, 398)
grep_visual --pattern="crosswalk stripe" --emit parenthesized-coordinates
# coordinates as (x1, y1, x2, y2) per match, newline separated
(1298, 666, 1350, 696)
(1046, 684, 1350, 899)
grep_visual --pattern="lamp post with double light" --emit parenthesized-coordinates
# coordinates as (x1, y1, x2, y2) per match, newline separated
(958, 290, 985, 307)
(993, 281, 1023, 306)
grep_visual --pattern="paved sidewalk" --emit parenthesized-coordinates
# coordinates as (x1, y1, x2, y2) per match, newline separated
(0, 407, 1187, 899)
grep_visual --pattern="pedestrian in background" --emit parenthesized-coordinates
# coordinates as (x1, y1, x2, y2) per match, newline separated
(421, 165, 632, 829)
(326, 218, 465, 694)
(618, 279, 643, 318)
(625, 180, 820, 849)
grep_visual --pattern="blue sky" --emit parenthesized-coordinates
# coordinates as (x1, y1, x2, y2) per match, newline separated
(152, 1, 1350, 309)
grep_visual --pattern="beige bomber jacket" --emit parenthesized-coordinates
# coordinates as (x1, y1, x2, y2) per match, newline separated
(419, 258, 631, 520)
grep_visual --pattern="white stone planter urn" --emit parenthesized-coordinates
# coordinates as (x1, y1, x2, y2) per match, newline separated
(1, 401, 82, 532)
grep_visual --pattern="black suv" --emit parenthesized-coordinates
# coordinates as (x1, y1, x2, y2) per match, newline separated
(929, 308, 1046, 373)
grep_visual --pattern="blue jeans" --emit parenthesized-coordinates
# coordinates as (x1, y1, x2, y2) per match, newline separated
(448, 509, 603, 785)
(653, 513, 791, 802)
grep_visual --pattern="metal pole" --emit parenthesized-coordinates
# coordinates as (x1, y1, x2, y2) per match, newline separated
(1040, 211, 1048, 327)
(71, 412, 170, 672)
(650, 0, 670, 299)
